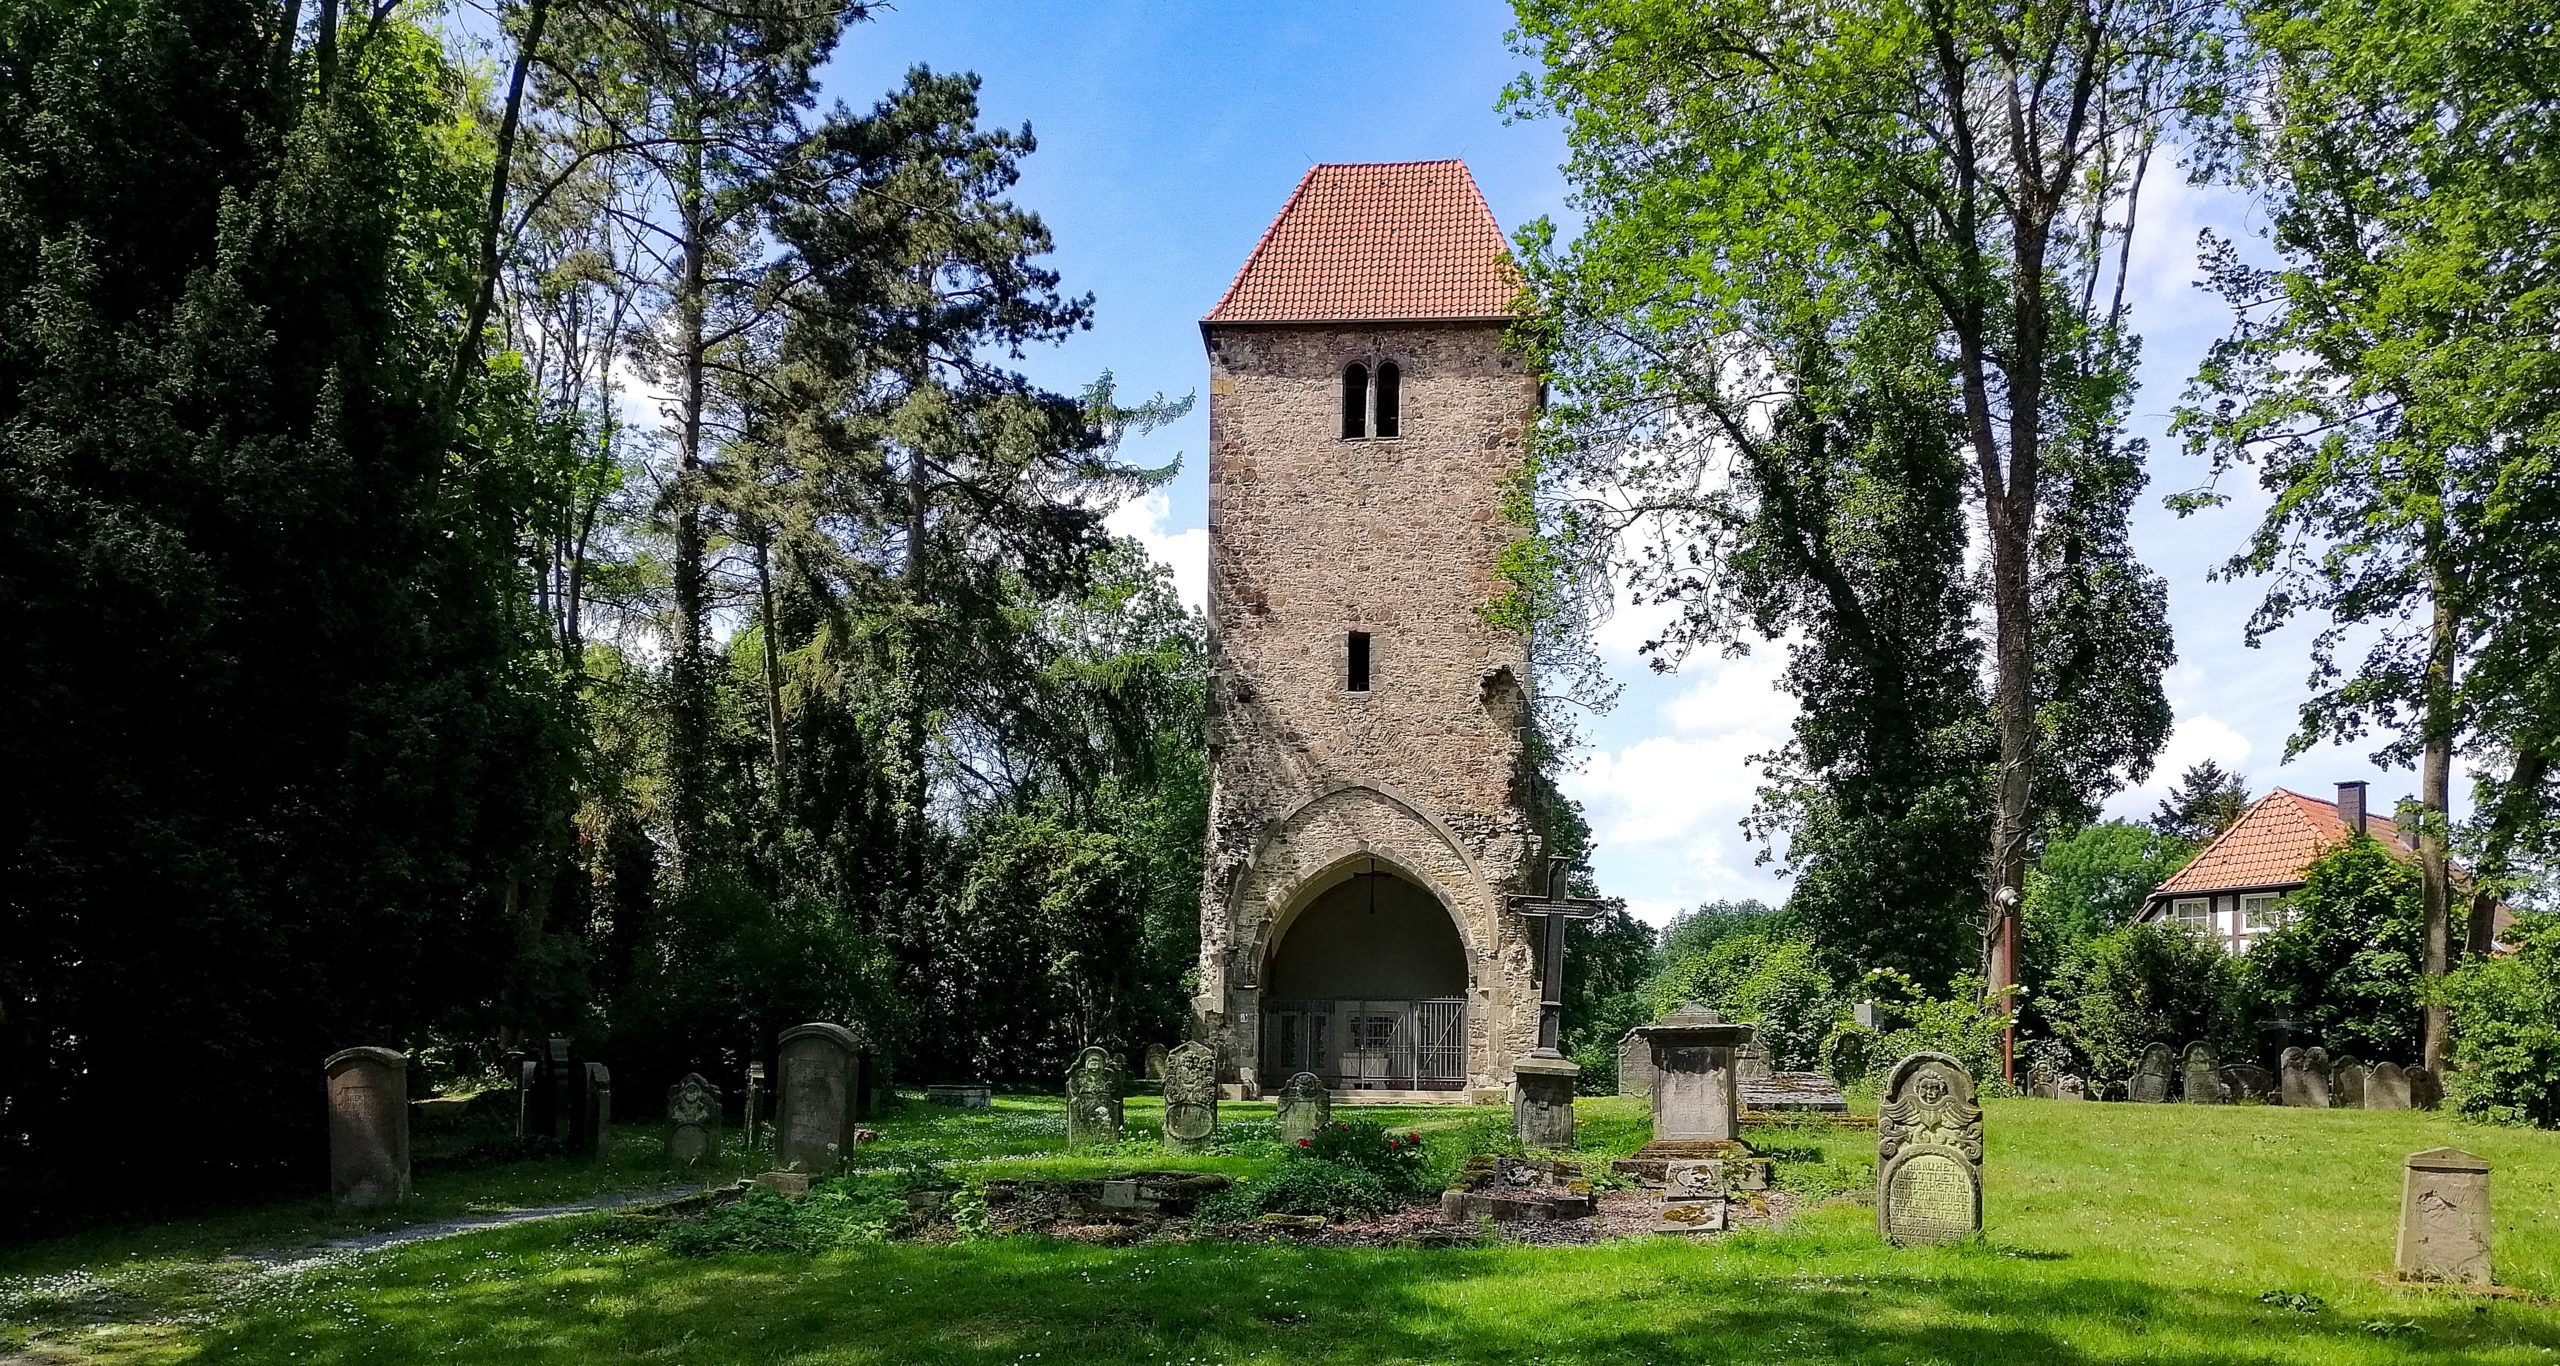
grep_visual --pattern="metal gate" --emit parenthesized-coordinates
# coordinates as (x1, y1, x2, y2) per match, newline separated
(1261, 998, 1467, 1090)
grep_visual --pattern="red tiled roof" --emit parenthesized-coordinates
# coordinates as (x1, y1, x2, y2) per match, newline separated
(1204, 161, 1519, 324)
(2153, 788, 2408, 898)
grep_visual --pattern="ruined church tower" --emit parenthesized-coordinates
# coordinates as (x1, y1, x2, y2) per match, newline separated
(1194, 161, 1542, 1100)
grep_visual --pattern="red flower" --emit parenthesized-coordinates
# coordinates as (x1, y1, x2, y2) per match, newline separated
(1408, 1133, 1420, 1143)
(1298, 1138, 1312, 1147)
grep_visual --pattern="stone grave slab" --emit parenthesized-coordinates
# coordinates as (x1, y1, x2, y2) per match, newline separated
(666, 1072, 720, 1166)
(325, 1047, 410, 1209)
(2397, 1148, 2492, 1286)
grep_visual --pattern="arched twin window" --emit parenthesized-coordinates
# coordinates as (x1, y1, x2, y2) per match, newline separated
(1340, 360, 1402, 440)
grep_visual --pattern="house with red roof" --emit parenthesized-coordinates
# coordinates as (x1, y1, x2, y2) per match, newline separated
(2135, 782, 2410, 954)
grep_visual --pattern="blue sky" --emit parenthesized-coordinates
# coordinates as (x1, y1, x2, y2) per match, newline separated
(821, 1, 2457, 925)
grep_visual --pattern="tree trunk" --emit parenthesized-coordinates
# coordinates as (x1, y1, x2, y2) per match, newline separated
(755, 529, 789, 801)
(2418, 535, 2457, 1072)
(445, 0, 552, 416)
(2470, 746, 2547, 957)
(664, 132, 711, 880)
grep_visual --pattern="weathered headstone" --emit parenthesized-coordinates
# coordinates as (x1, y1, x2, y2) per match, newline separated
(1616, 1029, 1657, 1099)
(2366, 1061, 2411, 1110)
(1275, 1071, 1331, 1146)
(2278, 1046, 2315, 1107)
(2220, 1064, 2276, 1102)
(2408, 1066, 2444, 1111)
(2302, 1047, 2333, 1108)
(2130, 1043, 2176, 1103)
(1877, 1053, 1983, 1246)
(2056, 1074, 2087, 1102)
(1511, 1057, 1579, 1148)
(853, 1045, 882, 1119)
(325, 1047, 411, 1209)
(2180, 1042, 2221, 1104)
(2027, 1064, 2057, 1100)
(774, 1022, 858, 1175)
(546, 1036, 575, 1141)
(666, 1073, 721, 1166)
(1065, 1046, 1125, 1150)
(1162, 1041, 1219, 1153)
(515, 1055, 541, 1140)
(570, 1061, 611, 1159)
(2397, 1148, 2492, 1286)
(2332, 1059, 2369, 1110)
(1649, 1159, 1728, 1234)
(1735, 1035, 1774, 1084)
(743, 1061, 767, 1151)
(1143, 1044, 1169, 1082)
(1634, 1003, 1754, 1144)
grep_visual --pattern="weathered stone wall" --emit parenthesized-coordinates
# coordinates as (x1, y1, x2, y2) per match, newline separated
(1194, 320, 1540, 1095)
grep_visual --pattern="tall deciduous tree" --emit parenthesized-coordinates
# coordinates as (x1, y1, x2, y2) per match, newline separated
(2151, 760, 2251, 845)
(1504, 0, 2204, 1025)
(2177, 0, 2560, 1068)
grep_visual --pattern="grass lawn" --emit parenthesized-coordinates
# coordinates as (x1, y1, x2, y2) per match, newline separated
(7, 1095, 2558, 1364)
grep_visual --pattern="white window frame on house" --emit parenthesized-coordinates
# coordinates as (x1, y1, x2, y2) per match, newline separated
(2171, 897, 2210, 931)
(2239, 892, 2283, 931)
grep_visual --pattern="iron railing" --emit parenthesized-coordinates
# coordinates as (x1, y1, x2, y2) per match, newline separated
(1261, 997, 1467, 1090)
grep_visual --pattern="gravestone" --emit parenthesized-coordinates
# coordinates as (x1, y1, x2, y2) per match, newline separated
(853, 1045, 882, 1119)
(1616, 1029, 1657, 1098)
(2408, 1066, 2444, 1111)
(326, 1048, 411, 1209)
(774, 1022, 859, 1175)
(2027, 1064, 2057, 1100)
(1634, 1003, 1755, 1144)
(2333, 1059, 2370, 1110)
(546, 1036, 575, 1141)
(515, 1055, 542, 1140)
(1162, 1042, 1219, 1153)
(927, 1083, 991, 1108)
(2221, 1064, 2276, 1102)
(1735, 1035, 1774, 1085)
(2366, 1061, 2410, 1110)
(2130, 1043, 2175, 1103)
(1649, 1159, 1727, 1234)
(2180, 1042, 2221, 1104)
(2278, 1047, 2317, 1107)
(1511, 1056, 1579, 1149)
(2056, 1074, 2087, 1102)
(2397, 1148, 2492, 1286)
(743, 1061, 766, 1152)
(1064, 1046, 1125, 1150)
(666, 1073, 721, 1166)
(2302, 1047, 2333, 1108)
(1143, 1044, 1169, 1082)
(1877, 1052, 1983, 1246)
(1275, 1071, 1331, 1146)
(569, 1061, 612, 1159)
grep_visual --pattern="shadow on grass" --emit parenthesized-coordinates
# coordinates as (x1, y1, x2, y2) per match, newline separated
(180, 1215, 2560, 1366)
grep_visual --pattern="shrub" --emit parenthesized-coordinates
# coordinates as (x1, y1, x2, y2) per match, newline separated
(1821, 1025, 1879, 1084)
(1648, 912, 1845, 1068)
(1291, 1118, 1432, 1195)
(1870, 970, 2012, 1080)
(2038, 922, 2250, 1081)
(2246, 836, 2424, 1061)
(2438, 911, 2560, 1126)
(1195, 1160, 1403, 1223)
(660, 1177, 907, 1257)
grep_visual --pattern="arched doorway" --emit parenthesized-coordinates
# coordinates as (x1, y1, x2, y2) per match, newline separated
(1259, 864, 1470, 1091)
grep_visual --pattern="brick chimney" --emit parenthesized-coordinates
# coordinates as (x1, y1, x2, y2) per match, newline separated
(2337, 781, 2368, 835)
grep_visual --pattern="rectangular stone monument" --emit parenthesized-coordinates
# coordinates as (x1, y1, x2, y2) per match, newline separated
(515, 1055, 541, 1140)
(1161, 1041, 1219, 1154)
(1735, 1036, 1773, 1085)
(325, 1047, 411, 1209)
(1510, 1056, 1579, 1149)
(1616, 1030, 1656, 1099)
(927, 1082, 990, 1108)
(743, 1061, 766, 1151)
(2364, 1061, 2408, 1109)
(1877, 1052, 1982, 1246)
(774, 1022, 858, 1175)
(2397, 1148, 2492, 1286)
(2130, 1043, 2175, 1103)
(1635, 1003, 1753, 1144)
(666, 1073, 721, 1166)
(1065, 1047, 1125, 1150)
(1275, 1071, 1330, 1146)
(569, 1061, 611, 1159)
(546, 1036, 574, 1141)
(1649, 1159, 1728, 1233)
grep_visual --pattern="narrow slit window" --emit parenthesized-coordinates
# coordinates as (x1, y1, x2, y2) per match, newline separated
(1374, 361, 1401, 437)
(1346, 631, 1371, 692)
(1341, 364, 1368, 439)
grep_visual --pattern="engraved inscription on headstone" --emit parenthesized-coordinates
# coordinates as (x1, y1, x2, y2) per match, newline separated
(1275, 1071, 1331, 1146)
(2130, 1043, 2175, 1103)
(1064, 1046, 1125, 1151)
(666, 1072, 721, 1167)
(326, 1047, 411, 1209)
(1877, 1052, 1983, 1246)
(774, 1022, 858, 1175)
(2180, 1042, 2221, 1104)
(2397, 1148, 2492, 1286)
(1161, 1041, 1219, 1154)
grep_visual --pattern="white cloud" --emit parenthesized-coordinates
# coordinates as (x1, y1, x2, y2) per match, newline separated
(1105, 491, 1207, 612)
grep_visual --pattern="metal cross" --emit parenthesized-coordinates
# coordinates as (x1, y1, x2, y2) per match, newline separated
(1507, 843, 1618, 1059)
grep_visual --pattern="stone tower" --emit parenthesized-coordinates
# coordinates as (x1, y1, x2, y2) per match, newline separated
(1194, 161, 1541, 1100)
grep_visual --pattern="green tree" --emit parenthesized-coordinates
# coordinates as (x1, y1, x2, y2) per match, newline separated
(2176, 0, 2560, 1069)
(2437, 912, 2560, 1127)
(2150, 761, 2251, 844)
(2037, 923, 2248, 1083)
(2027, 821, 2198, 946)
(2245, 837, 2426, 1063)
(1504, 0, 2208, 1023)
